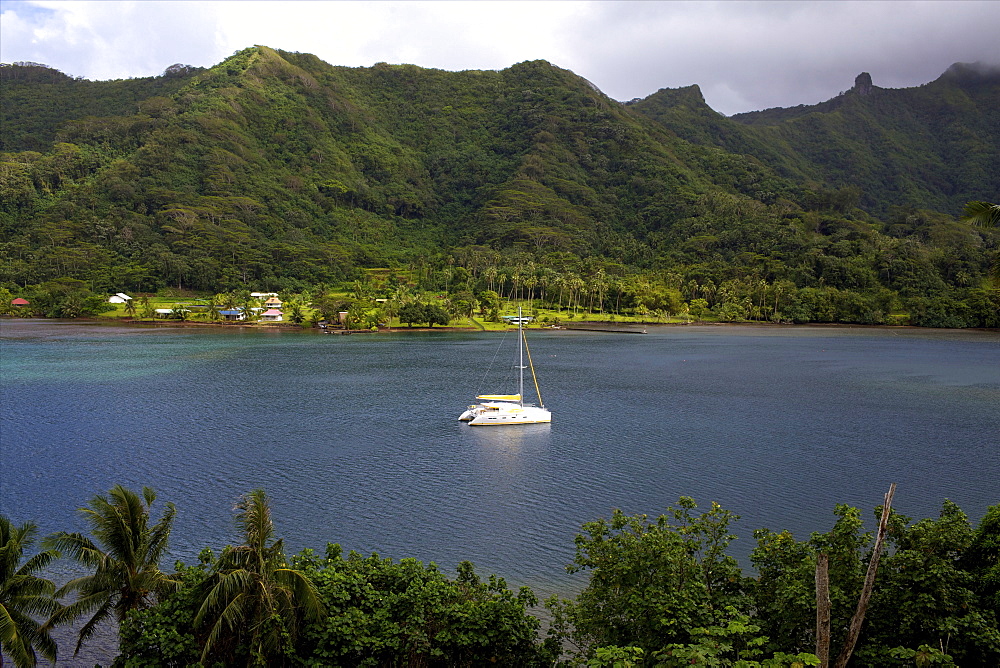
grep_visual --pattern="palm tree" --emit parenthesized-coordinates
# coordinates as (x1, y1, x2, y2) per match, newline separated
(194, 489, 323, 666)
(44, 485, 177, 655)
(568, 274, 585, 316)
(241, 295, 259, 322)
(122, 298, 137, 321)
(483, 265, 498, 293)
(204, 294, 223, 321)
(220, 291, 240, 311)
(523, 274, 537, 308)
(593, 268, 607, 315)
(1, 516, 60, 668)
(960, 200, 1000, 285)
(553, 273, 567, 313)
(138, 295, 154, 319)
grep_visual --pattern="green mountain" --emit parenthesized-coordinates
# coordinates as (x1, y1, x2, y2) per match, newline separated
(630, 64, 1000, 215)
(0, 61, 203, 152)
(1, 47, 997, 326)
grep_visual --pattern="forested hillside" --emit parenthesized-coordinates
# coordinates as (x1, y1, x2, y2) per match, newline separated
(0, 61, 203, 152)
(631, 64, 1000, 216)
(1, 47, 997, 326)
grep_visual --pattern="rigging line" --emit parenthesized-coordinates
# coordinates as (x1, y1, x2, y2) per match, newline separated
(473, 325, 512, 395)
(521, 328, 544, 408)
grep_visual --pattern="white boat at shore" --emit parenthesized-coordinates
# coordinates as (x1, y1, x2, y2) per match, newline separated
(458, 308, 551, 426)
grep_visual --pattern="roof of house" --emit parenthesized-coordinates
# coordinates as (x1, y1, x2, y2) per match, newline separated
(11, 297, 29, 305)
(262, 309, 282, 315)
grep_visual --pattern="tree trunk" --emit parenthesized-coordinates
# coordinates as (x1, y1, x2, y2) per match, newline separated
(833, 483, 896, 668)
(816, 552, 831, 667)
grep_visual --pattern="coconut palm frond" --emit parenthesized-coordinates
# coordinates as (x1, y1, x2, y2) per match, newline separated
(4, 584, 59, 619)
(1, 515, 61, 666)
(195, 569, 255, 623)
(72, 600, 115, 655)
(960, 200, 1000, 228)
(198, 586, 252, 663)
(236, 489, 274, 555)
(42, 532, 103, 569)
(273, 567, 324, 622)
(45, 588, 109, 629)
(3, 604, 59, 667)
(15, 549, 59, 580)
(146, 502, 177, 565)
(959, 201, 1000, 287)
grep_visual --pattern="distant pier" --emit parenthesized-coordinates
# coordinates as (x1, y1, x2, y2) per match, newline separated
(562, 323, 647, 334)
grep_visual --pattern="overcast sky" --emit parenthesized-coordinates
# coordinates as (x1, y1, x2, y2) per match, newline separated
(2, 0, 998, 116)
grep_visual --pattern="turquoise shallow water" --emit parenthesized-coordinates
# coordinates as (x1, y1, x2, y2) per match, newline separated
(2, 319, 999, 663)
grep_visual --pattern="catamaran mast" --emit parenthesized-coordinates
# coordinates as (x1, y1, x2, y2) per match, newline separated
(517, 306, 525, 407)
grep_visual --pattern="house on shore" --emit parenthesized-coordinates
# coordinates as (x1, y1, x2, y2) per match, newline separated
(154, 308, 189, 318)
(108, 293, 133, 304)
(11, 297, 30, 307)
(260, 308, 283, 322)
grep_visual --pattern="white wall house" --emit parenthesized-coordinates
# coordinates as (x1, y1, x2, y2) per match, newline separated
(108, 292, 133, 303)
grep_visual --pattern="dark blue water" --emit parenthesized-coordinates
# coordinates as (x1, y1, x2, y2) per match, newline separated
(2, 320, 999, 662)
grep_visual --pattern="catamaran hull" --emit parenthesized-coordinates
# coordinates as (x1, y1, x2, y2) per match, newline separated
(469, 413, 551, 425)
(459, 403, 552, 426)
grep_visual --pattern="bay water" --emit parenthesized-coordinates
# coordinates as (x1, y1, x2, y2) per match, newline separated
(2, 319, 998, 663)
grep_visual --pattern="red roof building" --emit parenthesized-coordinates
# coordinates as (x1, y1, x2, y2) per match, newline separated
(11, 298, 29, 306)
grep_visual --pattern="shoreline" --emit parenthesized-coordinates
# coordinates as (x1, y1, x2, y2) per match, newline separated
(3, 314, 997, 335)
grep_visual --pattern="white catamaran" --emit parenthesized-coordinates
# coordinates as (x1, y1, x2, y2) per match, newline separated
(458, 308, 551, 426)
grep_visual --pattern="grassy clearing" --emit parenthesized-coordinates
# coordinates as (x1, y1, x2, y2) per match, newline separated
(95, 295, 707, 328)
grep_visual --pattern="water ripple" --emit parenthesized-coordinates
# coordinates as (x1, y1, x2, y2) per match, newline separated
(2, 322, 999, 666)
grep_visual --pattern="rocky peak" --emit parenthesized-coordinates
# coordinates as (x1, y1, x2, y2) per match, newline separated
(853, 72, 874, 96)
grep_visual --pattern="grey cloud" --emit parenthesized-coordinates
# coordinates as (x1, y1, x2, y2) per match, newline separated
(562, 1, 1000, 115)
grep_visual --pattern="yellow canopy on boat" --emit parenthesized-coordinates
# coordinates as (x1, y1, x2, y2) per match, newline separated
(476, 394, 521, 401)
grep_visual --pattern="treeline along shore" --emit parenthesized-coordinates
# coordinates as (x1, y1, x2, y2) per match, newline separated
(2, 267, 998, 333)
(4, 484, 999, 667)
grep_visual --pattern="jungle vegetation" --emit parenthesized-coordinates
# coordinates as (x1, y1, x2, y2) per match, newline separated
(3, 486, 999, 667)
(1, 49, 998, 328)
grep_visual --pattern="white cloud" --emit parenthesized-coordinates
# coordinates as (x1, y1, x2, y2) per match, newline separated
(207, 1, 588, 72)
(1, 1, 226, 77)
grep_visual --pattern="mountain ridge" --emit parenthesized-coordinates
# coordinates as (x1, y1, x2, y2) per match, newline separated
(1, 47, 997, 327)
(629, 63, 1000, 215)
